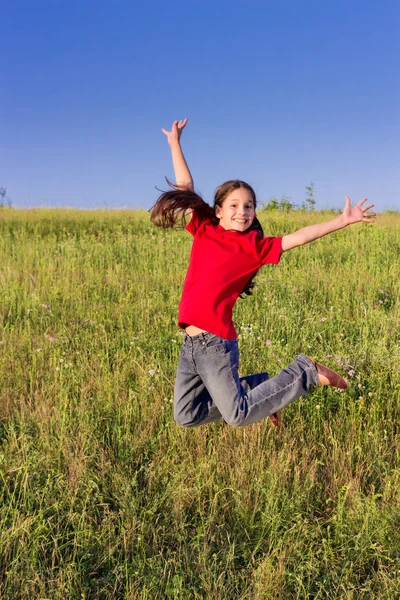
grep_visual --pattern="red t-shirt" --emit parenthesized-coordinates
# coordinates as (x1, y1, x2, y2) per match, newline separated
(178, 211, 282, 339)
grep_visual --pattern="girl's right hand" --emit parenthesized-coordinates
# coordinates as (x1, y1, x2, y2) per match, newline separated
(161, 119, 188, 146)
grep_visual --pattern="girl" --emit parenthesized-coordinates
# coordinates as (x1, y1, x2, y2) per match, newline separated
(151, 119, 375, 428)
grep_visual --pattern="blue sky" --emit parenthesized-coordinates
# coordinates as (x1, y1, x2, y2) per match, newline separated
(2, 0, 399, 212)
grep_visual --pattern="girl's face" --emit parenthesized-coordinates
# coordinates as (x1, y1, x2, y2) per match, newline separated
(215, 188, 256, 232)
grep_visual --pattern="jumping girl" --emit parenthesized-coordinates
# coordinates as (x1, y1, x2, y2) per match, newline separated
(151, 118, 375, 428)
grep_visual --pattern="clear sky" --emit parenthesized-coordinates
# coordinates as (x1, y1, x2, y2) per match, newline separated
(2, 0, 399, 212)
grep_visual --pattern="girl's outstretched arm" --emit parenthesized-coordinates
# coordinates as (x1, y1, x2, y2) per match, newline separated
(162, 118, 194, 191)
(281, 197, 376, 252)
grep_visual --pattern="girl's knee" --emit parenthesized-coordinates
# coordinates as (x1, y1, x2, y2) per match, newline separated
(174, 409, 196, 428)
(224, 413, 246, 427)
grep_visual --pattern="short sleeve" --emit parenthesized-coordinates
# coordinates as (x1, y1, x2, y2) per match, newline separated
(256, 236, 283, 265)
(185, 210, 202, 237)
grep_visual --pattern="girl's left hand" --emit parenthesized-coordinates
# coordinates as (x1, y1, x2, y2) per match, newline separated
(342, 196, 376, 225)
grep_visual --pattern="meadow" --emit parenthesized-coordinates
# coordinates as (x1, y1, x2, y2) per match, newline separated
(0, 207, 399, 599)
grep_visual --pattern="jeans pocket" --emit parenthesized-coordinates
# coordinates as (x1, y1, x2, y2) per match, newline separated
(204, 335, 226, 355)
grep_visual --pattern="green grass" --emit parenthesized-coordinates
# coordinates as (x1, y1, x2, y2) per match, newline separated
(0, 208, 399, 599)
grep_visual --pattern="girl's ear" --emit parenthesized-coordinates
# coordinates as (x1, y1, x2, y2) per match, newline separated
(254, 211, 257, 217)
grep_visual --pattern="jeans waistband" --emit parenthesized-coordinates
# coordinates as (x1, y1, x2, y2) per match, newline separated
(183, 331, 216, 346)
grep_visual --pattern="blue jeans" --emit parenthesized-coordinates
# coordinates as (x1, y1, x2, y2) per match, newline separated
(174, 332, 320, 427)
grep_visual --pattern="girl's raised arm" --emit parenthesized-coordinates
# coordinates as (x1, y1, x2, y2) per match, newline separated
(162, 119, 194, 191)
(281, 196, 375, 252)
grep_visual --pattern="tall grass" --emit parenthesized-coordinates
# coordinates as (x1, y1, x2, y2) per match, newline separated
(0, 208, 399, 599)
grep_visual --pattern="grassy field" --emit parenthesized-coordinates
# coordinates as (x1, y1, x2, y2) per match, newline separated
(0, 208, 399, 599)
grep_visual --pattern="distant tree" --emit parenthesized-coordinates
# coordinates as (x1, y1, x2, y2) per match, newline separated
(261, 195, 296, 212)
(303, 182, 316, 211)
(279, 195, 296, 212)
(0, 187, 12, 208)
(261, 196, 280, 211)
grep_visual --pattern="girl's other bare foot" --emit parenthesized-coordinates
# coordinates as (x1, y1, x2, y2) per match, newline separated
(269, 410, 282, 426)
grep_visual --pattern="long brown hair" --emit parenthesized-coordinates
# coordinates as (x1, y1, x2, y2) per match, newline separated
(150, 179, 264, 296)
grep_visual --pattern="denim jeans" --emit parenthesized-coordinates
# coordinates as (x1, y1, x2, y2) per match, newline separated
(174, 332, 320, 427)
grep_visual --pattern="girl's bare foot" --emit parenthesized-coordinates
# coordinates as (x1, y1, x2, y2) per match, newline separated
(310, 360, 348, 389)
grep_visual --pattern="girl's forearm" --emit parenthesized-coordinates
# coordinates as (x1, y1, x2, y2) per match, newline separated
(170, 142, 194, 190)
(281, 215, 347, 252)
